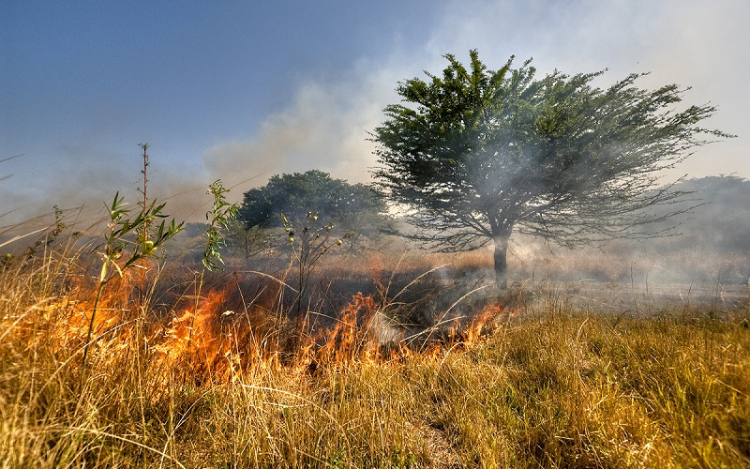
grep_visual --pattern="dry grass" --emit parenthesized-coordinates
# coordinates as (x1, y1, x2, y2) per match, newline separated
(1, 239, 749, 468)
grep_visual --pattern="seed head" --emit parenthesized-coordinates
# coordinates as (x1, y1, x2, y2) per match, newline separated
(142, 240, 156, 255)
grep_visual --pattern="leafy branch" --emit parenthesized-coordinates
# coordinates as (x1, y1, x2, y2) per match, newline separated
(81, 192, 183, 385)
(203, 180, 239, 271)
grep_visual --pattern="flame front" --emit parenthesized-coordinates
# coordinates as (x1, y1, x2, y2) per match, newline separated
(27, 267, 510, 390)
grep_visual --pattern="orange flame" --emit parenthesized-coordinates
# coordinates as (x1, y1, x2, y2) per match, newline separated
(21, 260, 519, 390)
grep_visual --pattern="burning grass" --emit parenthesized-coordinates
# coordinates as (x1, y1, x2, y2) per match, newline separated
(1, 239, 749, 468)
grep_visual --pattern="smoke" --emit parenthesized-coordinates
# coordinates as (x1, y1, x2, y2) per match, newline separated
(0, 142, 212, 236)
(202, 0, 748, 201)
(201, 72, 398, 192)
(1, 143, 135, 232)
(423, 0, 748, 179)
(2, 0, 746, 234)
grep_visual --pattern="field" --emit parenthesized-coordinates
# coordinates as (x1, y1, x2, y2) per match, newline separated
(1, 224, 749, 468)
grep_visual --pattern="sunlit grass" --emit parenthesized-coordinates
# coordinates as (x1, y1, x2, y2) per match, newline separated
(1, 235, 749, 468)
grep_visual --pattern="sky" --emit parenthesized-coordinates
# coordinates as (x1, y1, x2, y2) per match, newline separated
(2, 0, 749, 229)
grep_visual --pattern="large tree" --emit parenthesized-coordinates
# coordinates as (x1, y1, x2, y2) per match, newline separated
(372, 50, 731, 289)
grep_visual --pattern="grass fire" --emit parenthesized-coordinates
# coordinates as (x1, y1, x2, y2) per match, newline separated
(1, 172, 749, 467)
(1, 52, 749, 468)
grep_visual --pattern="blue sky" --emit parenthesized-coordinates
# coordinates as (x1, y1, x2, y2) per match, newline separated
(2, 0, 749, 226)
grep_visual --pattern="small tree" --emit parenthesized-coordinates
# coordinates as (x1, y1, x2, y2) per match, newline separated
(203, 179, 239, 271)
(81, 192, 182, 382)
(238, 170, 387, 241)
(372, 50, 732, 289)
(225, 222, 272, 259)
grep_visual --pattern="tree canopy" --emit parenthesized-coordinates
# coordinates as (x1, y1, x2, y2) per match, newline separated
(238, 170, 386, 231)
(372, 50, 732, 288)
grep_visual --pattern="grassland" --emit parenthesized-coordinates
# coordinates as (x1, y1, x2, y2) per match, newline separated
(1, 230, 749, 468)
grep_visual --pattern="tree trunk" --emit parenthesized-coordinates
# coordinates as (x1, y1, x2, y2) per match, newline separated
(493, 235, 510, 290)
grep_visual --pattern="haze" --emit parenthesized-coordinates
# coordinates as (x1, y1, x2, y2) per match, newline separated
(1, 0, 748, 227)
